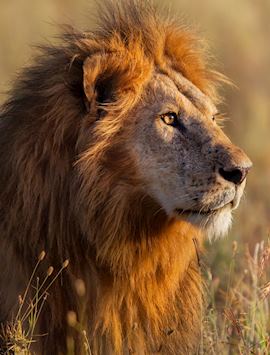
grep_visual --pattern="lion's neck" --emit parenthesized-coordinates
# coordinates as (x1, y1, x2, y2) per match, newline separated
(12, 185, 204, 354)
(84, 219, 203, 354)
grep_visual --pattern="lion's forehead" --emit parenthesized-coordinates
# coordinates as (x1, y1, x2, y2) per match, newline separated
(148, 71, 216, 118)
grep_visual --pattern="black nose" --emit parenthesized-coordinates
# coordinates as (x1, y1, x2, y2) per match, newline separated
(219, 167, 250, 185)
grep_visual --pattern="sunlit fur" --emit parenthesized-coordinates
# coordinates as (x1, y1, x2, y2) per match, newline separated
(185, 207, 233, 241)
(0, 1, 250, 354)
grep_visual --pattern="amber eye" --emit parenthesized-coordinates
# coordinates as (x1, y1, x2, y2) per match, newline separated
(212, 112, 222, 121)
(161, 112, 178, 127)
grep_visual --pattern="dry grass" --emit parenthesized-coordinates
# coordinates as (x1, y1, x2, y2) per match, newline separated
(1, 253, 69, 354)
(2, 240, 270, 354)
(200, 239, 270, 354)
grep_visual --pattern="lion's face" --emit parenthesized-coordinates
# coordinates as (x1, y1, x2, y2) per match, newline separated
(130, 70, 252, 239)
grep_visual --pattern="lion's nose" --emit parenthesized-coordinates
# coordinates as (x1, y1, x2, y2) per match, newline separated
(218, 166, 251, 185)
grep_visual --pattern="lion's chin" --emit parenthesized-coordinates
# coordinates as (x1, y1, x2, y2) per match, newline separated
(174, 205, 232, 241)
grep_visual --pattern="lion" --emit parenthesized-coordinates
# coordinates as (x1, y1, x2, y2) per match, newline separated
(0, 1, 252, 354)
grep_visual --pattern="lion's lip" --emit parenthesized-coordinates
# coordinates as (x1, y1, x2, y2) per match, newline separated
(175, 208, 216, 216)
(175, 201, 233, 216)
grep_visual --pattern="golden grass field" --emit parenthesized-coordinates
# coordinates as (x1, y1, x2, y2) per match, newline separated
(0, 0, 270, 353)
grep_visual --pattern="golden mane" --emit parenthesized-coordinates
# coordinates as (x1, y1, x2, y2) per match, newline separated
(0, 1, 220, 353)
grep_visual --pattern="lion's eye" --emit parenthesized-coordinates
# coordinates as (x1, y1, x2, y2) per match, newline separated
(212, 114, 217, 122)
(161, 112, 178, 127)
(212, 112, 225, 124)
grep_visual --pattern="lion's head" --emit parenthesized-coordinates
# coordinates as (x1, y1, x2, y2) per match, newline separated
(130, 71, 252, 240)
(77, 2, 251, 246)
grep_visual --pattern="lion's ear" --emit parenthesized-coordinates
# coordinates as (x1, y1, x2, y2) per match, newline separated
(83, 54, 121, 115)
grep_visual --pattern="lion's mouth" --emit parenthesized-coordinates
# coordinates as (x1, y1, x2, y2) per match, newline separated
(175, 202, 233, 217)
(175, 208, 217, 216)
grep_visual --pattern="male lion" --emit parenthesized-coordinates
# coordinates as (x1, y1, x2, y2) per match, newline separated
(0, 1, 252, 354)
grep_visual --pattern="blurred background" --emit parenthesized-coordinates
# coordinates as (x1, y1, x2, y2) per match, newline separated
(0, 0, 269, 303)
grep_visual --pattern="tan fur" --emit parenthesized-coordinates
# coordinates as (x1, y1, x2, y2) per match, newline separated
(0, 1, 251, 354)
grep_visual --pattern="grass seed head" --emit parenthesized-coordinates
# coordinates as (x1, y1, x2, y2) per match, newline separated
(74, 279, 86, 297)
(18, 295, 23, 305)
(62, 259, 69, 268)
(260, 281, 270, 300)
(66, 311, 77, 327)
(47, 266, 54, 276)
(259, 247, 270, 277)
(38, 250, 46, 261)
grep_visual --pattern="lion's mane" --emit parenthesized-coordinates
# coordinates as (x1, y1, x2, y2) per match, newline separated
(0, 1, 219, 353)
